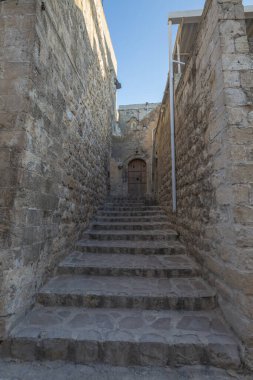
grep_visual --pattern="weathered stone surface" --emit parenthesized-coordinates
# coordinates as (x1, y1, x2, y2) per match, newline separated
(83, 229, 178, 241)
(1, 198, 240, 371)
(110, 104, 160, 197)
(91, 221, 172, 230)
(1, 0, 252, 373)
(58, 252, 200, 277)
(0, 360, 250, 380)
(76, 239, 186, 255)
(154, 0, 253, 367)
(0, 0, 117, 337)
(37, 274, 217, 310)
(5, 306, 239, 368)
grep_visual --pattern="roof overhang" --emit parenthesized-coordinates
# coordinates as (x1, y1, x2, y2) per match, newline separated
(169, 5, 253, 73)
(168, 9, 202, 25)
(168, 5, 253, 24)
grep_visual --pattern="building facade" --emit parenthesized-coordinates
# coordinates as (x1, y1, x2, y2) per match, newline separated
(154, 0, 253, 367)
(0, 0, 117, 338)
(110, 103, 160, 198)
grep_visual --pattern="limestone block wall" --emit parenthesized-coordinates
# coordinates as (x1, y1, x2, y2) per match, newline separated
(246, 19, 253, 53)
(154, 0, 253, 367)
(110, 103, 160, 198)
(0, 0, 117, 337)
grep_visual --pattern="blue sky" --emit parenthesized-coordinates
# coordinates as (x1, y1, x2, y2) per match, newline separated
(104, 0, 253, 106)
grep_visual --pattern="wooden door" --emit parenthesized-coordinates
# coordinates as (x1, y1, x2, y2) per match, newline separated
(128, 159, 147, 196)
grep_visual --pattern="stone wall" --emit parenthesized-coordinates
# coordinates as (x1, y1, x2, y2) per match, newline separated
(0, 0, 117, 337)
(154, 0, 253, 367)
(110, 103, 160, 198)
(246, 18, 253, 53)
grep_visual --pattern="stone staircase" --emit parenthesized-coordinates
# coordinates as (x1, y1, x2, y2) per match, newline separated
(3, 199, 241, 369)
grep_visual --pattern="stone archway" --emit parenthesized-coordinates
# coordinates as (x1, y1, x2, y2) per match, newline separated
(128, 159, 147, 197)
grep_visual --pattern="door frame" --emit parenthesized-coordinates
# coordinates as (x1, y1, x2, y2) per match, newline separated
(127, 158, 147, 196)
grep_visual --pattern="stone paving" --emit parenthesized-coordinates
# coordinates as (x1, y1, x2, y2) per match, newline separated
(76, 239, 186, 255)
(95, 216, 169, 222)
(58, 252, 200, 277)
(0, 360, 251, 380)
(2, 199, 242, 370)
(92, 221, 172, 230)
(5, 306, 239, 367)
(37, 274, 217, 310)
(9, 305, 235, 342)
(84, 230, 178, 241)
(99, 206, 163, 211)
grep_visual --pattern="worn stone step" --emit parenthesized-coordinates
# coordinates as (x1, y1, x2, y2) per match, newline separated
(104, 203, 145, 207)
(91, 222, 172, 231)
(6, 306, 240, 368)
(0, 360, 247, 380)
(37, 275, 217, 310)
(94, 216, 169, 223)
(106, 198, 151, 202)
(58, 253, 200, 278)
(83, 230, 178, 241)
(76, 239, 186, 255)
(97, 210, 167, 217)
(100, 206, 163, 212)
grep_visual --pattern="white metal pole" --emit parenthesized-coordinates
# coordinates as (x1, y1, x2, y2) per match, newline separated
(169, 20, 177, 213)
(177, 42, 181, 75)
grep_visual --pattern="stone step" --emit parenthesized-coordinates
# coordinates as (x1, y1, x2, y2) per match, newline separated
(58, 253, 200, 278)
(0, 360, 246, 380)
(37, 275, 217, 310)
(94, 215, 169, 223)
(97, 210, 167, 217)
(104, 202, 145, 207)
(6, 306, 240, 368)
(83, 230, 178, 241)
(91, 221, 172, 231)
(99, 206, 163, 212)
(106, 198, 148, 202)
(76, 239, 186, 255)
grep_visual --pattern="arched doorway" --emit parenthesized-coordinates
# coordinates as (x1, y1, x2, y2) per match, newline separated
(128, 159, 147, 197)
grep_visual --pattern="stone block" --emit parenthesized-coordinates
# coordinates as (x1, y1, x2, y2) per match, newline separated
(222, 53, 253, 71)
(0, 168, 18, 187)
(0, 78, 29, 96)
(0, 45, 32, 63)
(232, 163, 253, 184)
(226, 106, 249, 126)
(0, 188, 16, 208)
(2, 1, 35, 16)
(248, 111, 253, 125)
(0, 95, 27, 113)
(240, 70, 253, 88)
(219, 20, 246, 40)
(216, 1, 245, 20)
(0, 148, 10, 167)
(26, 208, 43, 226)
(236, 226, 253, 248)
(229, 144, 246, 161)
(3, 27, 34, 48)
(1, 62, 30, 82)
(224, 87, 247, 106)
(223, 71, 240, 87)
(233, 184, 249, 204)
(234, 205, 253, 225)
(235, 36, 250, 54)
(227, 126, 253, 145)
(216, 185, 233, 205)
